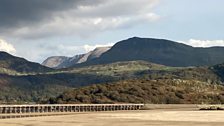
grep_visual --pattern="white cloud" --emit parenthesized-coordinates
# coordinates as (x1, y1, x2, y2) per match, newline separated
(83, 43, 114, 52)
(181, 39, 224, 47)
(6, 0, 160, 39)
(0, 38, 16, 54)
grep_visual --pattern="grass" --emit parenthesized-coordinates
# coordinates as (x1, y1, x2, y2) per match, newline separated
(0, 61, 192, 77)
(65, 61, 179, 76)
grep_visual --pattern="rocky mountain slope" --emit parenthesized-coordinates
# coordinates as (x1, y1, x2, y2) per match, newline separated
(42, 47, 111, 69)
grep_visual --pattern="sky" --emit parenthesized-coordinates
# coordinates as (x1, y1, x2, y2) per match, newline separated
(0, 0, 224, 63)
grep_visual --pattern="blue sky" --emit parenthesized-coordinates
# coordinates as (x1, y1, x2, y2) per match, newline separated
(0, 0, 223, 62)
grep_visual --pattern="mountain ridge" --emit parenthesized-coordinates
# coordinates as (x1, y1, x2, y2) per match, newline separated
(0, 51, 52, 74)
(74, 37, 224, 67)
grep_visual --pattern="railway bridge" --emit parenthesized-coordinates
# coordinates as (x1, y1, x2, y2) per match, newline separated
(0, 104, 144, 114)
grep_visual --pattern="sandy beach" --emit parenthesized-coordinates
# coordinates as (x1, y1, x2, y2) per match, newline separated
(0, 108, 224, 126)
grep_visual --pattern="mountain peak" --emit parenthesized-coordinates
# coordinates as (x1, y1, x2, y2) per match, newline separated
(79, 37, 224, 67)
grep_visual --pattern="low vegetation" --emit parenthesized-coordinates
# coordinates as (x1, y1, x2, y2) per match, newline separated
(47, 78, 224, 104)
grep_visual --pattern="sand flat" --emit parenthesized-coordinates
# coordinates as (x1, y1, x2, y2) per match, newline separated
(0, 110, 224, 126)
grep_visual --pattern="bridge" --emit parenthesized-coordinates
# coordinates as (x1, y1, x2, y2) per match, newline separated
(0, 104, 144, 119)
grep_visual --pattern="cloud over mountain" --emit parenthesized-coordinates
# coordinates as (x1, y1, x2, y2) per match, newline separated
(0, 38, 16, 54)
(181, 39, 224, 47)
(83, 43, 114, 52)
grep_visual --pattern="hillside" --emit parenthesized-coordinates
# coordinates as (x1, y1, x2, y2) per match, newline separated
(0, 73, 116, 104)
(66, 61, 168, 77)
(77, 37, 224, 67)
(1, 59, 224, 104)
(0, 51, 52, 75)
(47, 61, 224, 104)
(211, 63, 224, 81)
(0, 60, 168, 103)
(49, 78, 224, 104)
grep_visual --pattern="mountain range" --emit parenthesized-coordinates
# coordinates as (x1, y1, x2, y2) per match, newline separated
(1, 37, 224, 104)
(42, 37, 224, 68)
